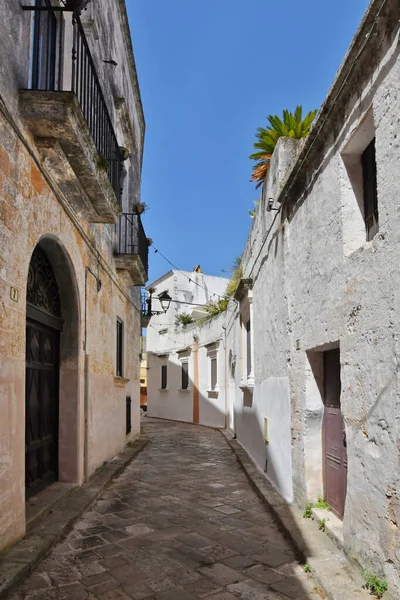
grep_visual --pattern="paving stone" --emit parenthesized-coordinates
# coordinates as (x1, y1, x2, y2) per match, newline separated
(252, 548, 294, 568)
(222, 555, 256, 569)
(10, 420, 320, 600)
(198, 563, 245, 586)
(243, 564, 284, 585)
(271, 576, 312, 598)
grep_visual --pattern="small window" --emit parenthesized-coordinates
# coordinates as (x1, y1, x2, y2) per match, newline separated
(140, 378, 145, 384)
(181, 362, 189, 390)
(126, 396, 131, 434)
(211, 357, 217, 391)
(246, 319, 252, 377)
(161, 365, 167, 390)
(361, 138, 378, 240)
(116, 319, 124, 377)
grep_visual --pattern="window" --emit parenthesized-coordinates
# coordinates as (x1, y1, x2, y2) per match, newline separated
(126, 396, 131, 434)
(206, 342, 219, 393)
(211, 357, 217, 391)
(181, 362, 189, 390)
(361, 138, 378, 241)
(30, 0, 60, 91)
(246, 319, 252, 378)
(161, 365, 167, 390)
(116, 319, 124, 377)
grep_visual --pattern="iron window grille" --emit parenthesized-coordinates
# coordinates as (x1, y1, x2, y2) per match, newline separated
(116, 318, 124, 377)
(181, 362, 189, 390)
(161, 365, 167, 390)
(26, 0, 122, 203)
(361, 138, 379, 241)
(211, 357, 217, 391)
(126, 396, 131, 434)
(246, 319, 252, 378)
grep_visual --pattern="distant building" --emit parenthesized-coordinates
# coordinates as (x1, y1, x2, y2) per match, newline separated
(146, 268, 229, 426)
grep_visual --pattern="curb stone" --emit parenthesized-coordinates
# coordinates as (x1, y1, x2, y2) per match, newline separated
(0, 434, 149, 599)
(219, 428, 394, 600)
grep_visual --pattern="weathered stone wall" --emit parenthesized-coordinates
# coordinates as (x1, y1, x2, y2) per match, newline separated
(0, 0, 144, 553)
(226, 0, 400, 591)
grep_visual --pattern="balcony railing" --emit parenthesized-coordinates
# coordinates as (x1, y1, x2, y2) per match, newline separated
(115, 213, 149, 285)
(27, 1, 121, 203)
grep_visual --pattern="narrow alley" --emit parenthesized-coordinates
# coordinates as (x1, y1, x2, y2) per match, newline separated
(9, 420, 321, 600)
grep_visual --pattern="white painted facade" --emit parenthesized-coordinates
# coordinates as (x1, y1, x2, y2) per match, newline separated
(146, 270, 229, 428)
(146, 1, 400, 593)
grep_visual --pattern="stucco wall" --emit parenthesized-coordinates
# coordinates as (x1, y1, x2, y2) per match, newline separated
(147, 297, 227, 429)
(226, 2, 400, 591)
(0, 0, 143, 552)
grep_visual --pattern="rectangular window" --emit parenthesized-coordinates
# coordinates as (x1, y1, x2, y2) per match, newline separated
(126, 396, 131, 434)
(361, 138, 378, 241)
(31, 0, 60, 91)
(246, 319, 252, 377)
(211, 357, 217, 391)
(161, 365, 167, 390)
(181, 362, 189, 390)
(116, 319, 124, 377)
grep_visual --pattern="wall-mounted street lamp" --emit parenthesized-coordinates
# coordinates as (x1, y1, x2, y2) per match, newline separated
(143, 290, 172, 318)
(60, 0, 93, 13)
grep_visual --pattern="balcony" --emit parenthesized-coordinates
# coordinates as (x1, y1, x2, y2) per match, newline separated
(19, 4, 122, 223)
(115, 213, 149, 286)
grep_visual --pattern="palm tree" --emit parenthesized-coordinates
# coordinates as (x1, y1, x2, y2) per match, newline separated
(250, 105, 317, 188)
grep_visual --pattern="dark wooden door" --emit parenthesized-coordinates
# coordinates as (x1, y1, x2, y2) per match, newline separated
(323, 348, 347, 519)
(25, 319, 60, 499)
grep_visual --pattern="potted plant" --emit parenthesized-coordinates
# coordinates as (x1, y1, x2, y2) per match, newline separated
(135, 202, 149, 215)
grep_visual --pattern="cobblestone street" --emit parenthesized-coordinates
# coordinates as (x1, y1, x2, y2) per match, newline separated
(10, 420, 321, 600)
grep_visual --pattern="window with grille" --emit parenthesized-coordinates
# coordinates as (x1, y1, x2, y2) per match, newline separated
(361, 138, 379, 241)
(126, 396, 131, 434)
(116, 319, 124, 377)
(161, 365, 167, 390)
(181, 362, 189, 390)
(211, 357, 217, 391)
(246, 319, 252, 378)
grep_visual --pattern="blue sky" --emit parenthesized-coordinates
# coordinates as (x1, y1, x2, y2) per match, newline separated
(126, 0, 370, 284)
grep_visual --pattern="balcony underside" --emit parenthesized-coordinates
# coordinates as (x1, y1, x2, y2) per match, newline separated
(19, 90, 121, 224)
(114, 254, 148, 287)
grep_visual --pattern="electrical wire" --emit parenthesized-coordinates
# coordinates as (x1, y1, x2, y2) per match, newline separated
(150, 244, 227, 300)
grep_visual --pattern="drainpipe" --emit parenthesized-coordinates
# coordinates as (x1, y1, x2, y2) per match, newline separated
(193, 335, 199, 424)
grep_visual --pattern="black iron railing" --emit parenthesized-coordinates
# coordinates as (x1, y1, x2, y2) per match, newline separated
(27, 1, 121, 203)
(116, 213, 149, 277)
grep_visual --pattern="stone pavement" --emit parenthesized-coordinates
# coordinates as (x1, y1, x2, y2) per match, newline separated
(9, 419, 323, 600)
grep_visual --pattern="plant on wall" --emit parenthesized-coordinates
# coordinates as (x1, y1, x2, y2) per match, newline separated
(249, 200, 259, 218)
(175, 313, 195, 327)
(201, 297, 230, 322)
(250, 105, 318, 188)
(226, 256, 242, 298)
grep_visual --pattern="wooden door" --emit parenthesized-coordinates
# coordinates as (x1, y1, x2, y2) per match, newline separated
(323, 348, 347, 519)
(25, 320, 60, 498)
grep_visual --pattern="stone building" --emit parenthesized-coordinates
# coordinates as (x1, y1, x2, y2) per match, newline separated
(146, 269, 229, 427)
(0, 0, 148, 553)
(146, 0, 400, 593)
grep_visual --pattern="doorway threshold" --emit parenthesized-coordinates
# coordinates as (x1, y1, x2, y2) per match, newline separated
(26, 482, 77, 530)
(311, 506, 344, 551)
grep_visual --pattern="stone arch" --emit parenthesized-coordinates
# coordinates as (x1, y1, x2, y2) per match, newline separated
(28, 235, 81, 487)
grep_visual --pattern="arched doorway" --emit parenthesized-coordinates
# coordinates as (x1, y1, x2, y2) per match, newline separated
(25, 245, 64, 498)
